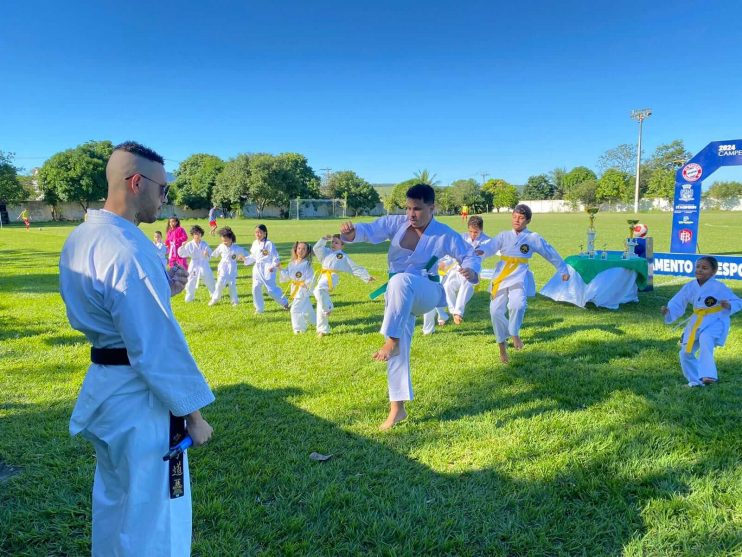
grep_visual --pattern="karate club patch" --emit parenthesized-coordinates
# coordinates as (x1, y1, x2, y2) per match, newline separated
(520, 244, 530, 254)
(261, 249, 269, 256)
(704, 296, 717, 307)
(336, 253, 344, 259)
(231, 254, 236, 260)
(295, 271, 302, 278)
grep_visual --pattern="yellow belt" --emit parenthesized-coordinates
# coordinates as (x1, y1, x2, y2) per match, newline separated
(288, 280, 306, 301)
(490, 256, 528, 298)
(321, 269, 337, 291)
(685, 305, 724, 352)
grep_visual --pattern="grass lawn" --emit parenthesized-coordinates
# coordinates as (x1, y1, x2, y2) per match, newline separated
(1, 211, 740, 556)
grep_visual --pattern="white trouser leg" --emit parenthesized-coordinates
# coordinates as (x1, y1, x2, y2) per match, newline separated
(697, 332, 718, 380)
(263, 272, 288, 307)
(490, 291, 509, 342)
(228, 280, 238, 304)
(507, 286, 527, 337)
(443, 273, 460, 314)
(455, 281, 475, 317)
(422, 310, 436, 334)
(314, 287, 332, 333)
(201, 266, 216, 295)
(381, 274, 442, 402)
(679, 344, 701, 386)
(252, 276, 265, 312)
(211, 275, 227, 302)
(291, 290, 313, 332)
(183, 273, 198, 302)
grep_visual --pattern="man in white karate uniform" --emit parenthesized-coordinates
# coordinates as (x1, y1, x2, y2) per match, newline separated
(340, 184, 480, 430)
(59, 141, 215, 556)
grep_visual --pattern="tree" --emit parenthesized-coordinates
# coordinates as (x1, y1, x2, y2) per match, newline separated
(412, 169, 440, 186)
(450, 179, 483, 211)
(596, 169, 632, 204)
(562, 166, 597, 199)
(0, 151, 26, 203)
(213, 154, 252, 211)
(274, 152, 321, 202)
(246, 153, 284, 217)
(645, 168, 675, 204)
(324, 171, 380, 216)
(597, 144, 636, 175)
(482, 178, 516, 212)
(647, 140, 692, 172)
(565, 179, 598, 208)
(389, 178, 418, 210)
(522, 174, 555, 199)
(171, 154, 224, 209)
(704, 181, 742, 210)
(436, 187, 456, 214)
(549, 167, 567, 199)
(37, 140, 113, 212)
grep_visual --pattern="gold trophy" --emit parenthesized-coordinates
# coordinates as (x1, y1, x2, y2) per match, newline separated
(624, 219, 639, 259)
(585, 207, 599, 258)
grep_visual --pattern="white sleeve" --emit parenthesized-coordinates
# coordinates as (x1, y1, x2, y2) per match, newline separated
(177, 241, 192, 258)
(313, 238, 330, 260)
(664, 283, 693, 324)
(106, 258, 214, 416)
(719, 283, 742, 316)
(202, 244, 212, 258)
(211, 245, 223, 259)
(478, 234, 503, 259)
(344, 254, 372, 283)
(534, 234, 568, 275)
(450, 234, 481, 282)
(269, 241, 281, 267)
(348, 216, 404, 244)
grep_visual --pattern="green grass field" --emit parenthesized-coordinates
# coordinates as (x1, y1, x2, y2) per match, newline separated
(1, 212, 740, 556)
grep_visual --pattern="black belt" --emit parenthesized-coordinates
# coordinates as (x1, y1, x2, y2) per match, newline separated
(90, 347, 130, 366)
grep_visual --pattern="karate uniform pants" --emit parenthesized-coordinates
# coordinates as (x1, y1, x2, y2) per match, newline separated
(79, 391, 191, 557)
(314, 286, 333, 334)
(422, 306, 449, 335)
(679, 322, 722, 386)
(490, 284, 527, 343)
(184, 266, 215, 302)
(212, 275, 238, 304)
(252, 268, 287, 313)
(444, 272, 474, 317)
(381, 273, 443, 401)
(291, 289, 316, 333)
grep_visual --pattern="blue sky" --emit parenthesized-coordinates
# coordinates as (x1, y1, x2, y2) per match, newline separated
(2, 0, 741, 186)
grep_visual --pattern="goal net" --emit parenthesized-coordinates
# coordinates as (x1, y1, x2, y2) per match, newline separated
(288, 198, 346, 220)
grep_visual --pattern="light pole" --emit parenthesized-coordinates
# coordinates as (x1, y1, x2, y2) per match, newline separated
(630, 108, 652, 213)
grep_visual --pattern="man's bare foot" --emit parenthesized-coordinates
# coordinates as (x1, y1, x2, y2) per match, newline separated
(498, 341, 509, 364)
(512, 336, 524, 350)
(379, 402, 407, 431)
(453, 314, 463, 325)
(373, 337, 400, 361)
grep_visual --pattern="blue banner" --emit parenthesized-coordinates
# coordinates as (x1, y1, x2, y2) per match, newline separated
(653, 252, 742, 280)
(671, 139, 742, 253)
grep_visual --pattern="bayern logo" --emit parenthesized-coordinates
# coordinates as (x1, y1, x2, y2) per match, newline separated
(682, 163, 703, 182)
(678, 228, 693, 244)
(632, 223, 648, 238)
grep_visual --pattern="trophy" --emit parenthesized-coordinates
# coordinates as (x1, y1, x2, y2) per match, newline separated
(585, 207, 599, 258)
(624, 219, 639, 259)
(601, 243, 608, 260)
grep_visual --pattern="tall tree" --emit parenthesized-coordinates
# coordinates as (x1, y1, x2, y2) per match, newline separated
(212, 154, 252, 210)
(647, 140, 693, 171)
(562, 166, 597, 199)
(247, 153, 284, 217)
(390, 178, 418, 209)
(703, 181, 742, 210)
(324, 171, 380, 216)
(522, 174, 555, 199)
(450, 179, 483, 211)
(0, 151, 26, 203)
(274, 152, 321, 202)
(645, 168, 675, 204)
(597, 144, 637, 175)
(412, 169, 440, 186)
(565, 179, 599, 209)
(436, 187, 456, 214)
(482, 178, 515, 212)
(171, 154, 225, 209)
(37, 140, 113, 212)
(549, 167, 567, 199)
(596, 169, 632, 203)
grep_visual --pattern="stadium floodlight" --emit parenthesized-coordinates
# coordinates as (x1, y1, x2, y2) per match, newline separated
(630, 108, 652, 214)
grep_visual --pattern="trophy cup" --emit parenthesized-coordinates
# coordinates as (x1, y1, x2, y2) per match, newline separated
(585, 207, 599, 258)
(624, 219, 639, 259)
(601, 243, 608, 260)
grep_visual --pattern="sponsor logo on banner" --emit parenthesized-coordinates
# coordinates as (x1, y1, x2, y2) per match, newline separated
(679, 215, 694, 225)
(682, 163, 703, 182)
(678, 184, 695, 202)
(679, 229, 693, 244)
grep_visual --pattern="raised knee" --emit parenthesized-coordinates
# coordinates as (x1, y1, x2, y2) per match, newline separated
(388, 273, 413, 292)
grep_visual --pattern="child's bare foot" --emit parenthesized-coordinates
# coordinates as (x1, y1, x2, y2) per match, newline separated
(512, 336, 524, 350)
(317, 332, 327, 337)
(437, 319, 446, 327)
(701, 377, 717, 385)
(453, 314, 463, 325)
(498, 341, 509, 364)
(379, 402, 407, 431)
(373, 337, 400, 361)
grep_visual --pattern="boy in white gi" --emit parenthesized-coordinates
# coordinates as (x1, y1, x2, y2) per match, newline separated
(313, 234, 374, 336)
(340, 184, 480, 430)
(153, 230, 168, 268)
(209, 226, 248, 306)
(479, 204, 569, 364)
(59, 141, 213, 556)
(445, 215, 491, 324)
(243, 224, 289, 313)
(279, 241, 317, 333)
(178, 224, 216, 302)
(661, 256, 741, 386)
(421, 258, 453, 335)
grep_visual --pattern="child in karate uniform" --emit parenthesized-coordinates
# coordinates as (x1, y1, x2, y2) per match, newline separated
(313, 234, 374, 336)
(243, 224, 289, 314)
(421, 258, 453, 335)
(279, 241, 316, 334)
(209, 227, 247, 306)
(479, 204, 569, 364)
(661, 256, 741, 386)
(178, 225, 215, 302)
(152, 231, 168, 268)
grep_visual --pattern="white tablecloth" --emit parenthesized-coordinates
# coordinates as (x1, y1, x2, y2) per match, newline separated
(540, 265, 639, 310)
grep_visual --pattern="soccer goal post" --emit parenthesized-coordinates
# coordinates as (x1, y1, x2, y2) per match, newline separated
(289, 198, 345, 220)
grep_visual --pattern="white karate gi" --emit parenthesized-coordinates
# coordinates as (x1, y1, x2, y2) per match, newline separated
(243, 239, 288, 313)
(210, 243, 248, 305)
(480, 228, 567, 343)
(59, 209, 215, 557)
(178, 239, 215, 302)
(154, 241, 168, 268)
(279, 260, 316, 333)
(348, 216, 480, 401)
(663, 277, 741, 386)
(443, 232, 491, 317)
(312, 238, 372, 334)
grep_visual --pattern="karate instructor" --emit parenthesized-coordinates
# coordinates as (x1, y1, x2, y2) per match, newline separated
(59, 141, 214, 556)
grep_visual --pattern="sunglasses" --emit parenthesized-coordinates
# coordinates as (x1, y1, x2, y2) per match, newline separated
(126, 173, 169, 199)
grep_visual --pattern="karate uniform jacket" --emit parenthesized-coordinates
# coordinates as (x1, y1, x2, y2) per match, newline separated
(313, 238, 372, 287)
(178, 240, 213, 275)
(212, 243, 248, 281)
